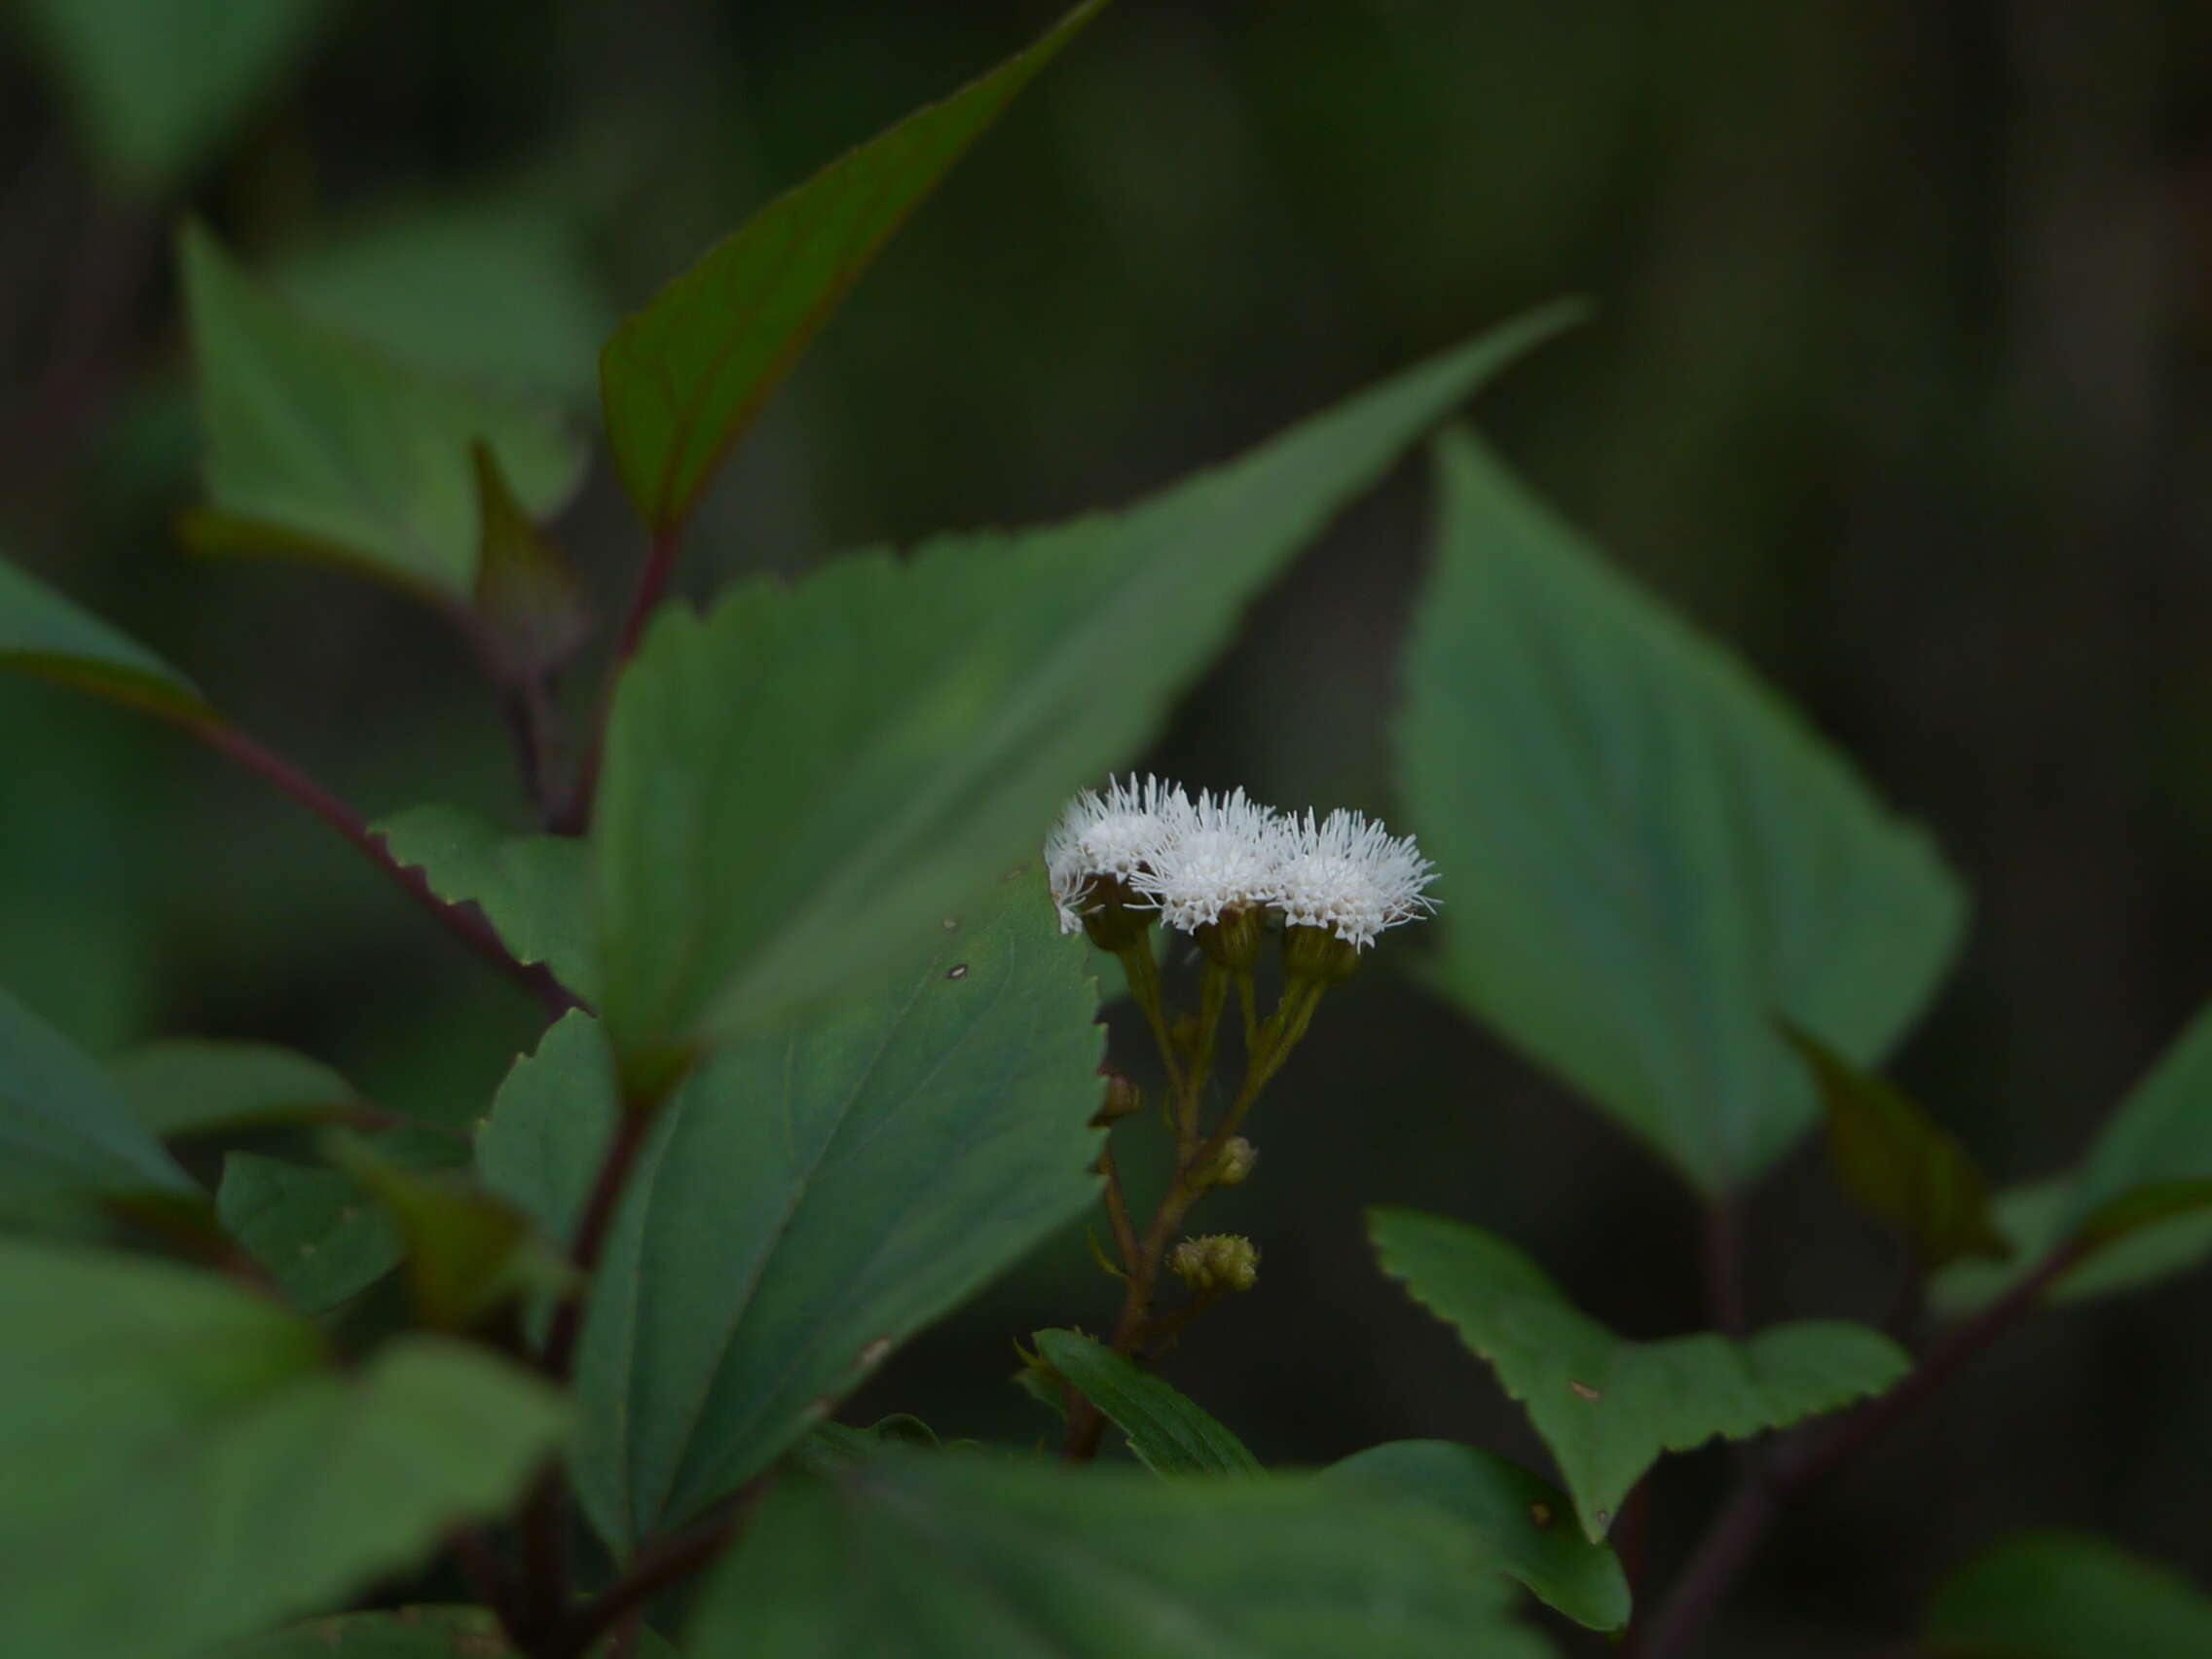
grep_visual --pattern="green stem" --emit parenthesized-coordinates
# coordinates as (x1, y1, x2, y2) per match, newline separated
(1115, 938, 1184, 1099)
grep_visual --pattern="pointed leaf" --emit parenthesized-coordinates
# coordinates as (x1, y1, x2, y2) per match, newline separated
(0, 1240, 567, 1659)
(217, 1153, 403, 1314)
(480, 879, 1103, 1553)
(1928, 1532, 2212, 1659)
(0, 552, 210, 718)
(0, 983, 196, 1211)
(601, 0, 1104, 530)
(1399, 427, 1967, 1192)
(1785, 1023, 2007, 1270)
(14, 0, 322, 194)
(1320, 1441, 1631, 1633)
(114, 1038, 357, 1138)
(374, 804, 598, 1003)
(597, 310, 1577, 1089)
(1933, 1179, 2212, 1317)
(182, 223, 585, 603)
(1033, 1328, 1260, 1476)
(686, 1452, 1554, 1659)
(471, 443, 592, 677)
(1369, 1206, 1907, 1540)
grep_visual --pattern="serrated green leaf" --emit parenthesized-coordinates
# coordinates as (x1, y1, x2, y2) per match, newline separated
(1785, 1023, 2007, 1270)
(601, 0, 1103, 530)
(686, 1452, 1555, 1659)
(0, 1239, 567, 1659)
(1369, 1206, 1908, 1541)
(1319, 1441, 1631, 1633)
(1927, 1531, 2212, 1659)
(1399, 427, 1967, 1193)
(374, 804, 598, 1003)
(1032, 1328, 1259, 1476)
(596, 310, 1576, 1089)
(0, 982, 197, 1212)
(181, 222, 586, 603)
(113, 1038, 356, 1138)
(480, 880, 1103, 1554)
(0, 551, 211, 718)
(13, 0, 323, 194)
(211, 1607, 679, 1658)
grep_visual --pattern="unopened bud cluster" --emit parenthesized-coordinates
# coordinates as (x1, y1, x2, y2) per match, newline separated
(1169, 1234, 1260, 1294)
(1046, 776, 1436, 963)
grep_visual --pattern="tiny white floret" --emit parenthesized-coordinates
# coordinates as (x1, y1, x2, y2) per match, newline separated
(1045, 774, 1182, 934)
(1131, 788, 1285, 933)
(1275, 808, 1437, 948)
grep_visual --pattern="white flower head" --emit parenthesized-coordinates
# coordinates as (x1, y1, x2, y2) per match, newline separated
(1275, 808, 1437, 949)
(1045, 774, 1183, 934)
(1131, 787, 1284, 934)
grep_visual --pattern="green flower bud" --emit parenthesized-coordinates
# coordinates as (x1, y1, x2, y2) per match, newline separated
(1076, 874, 1152, 953)
(1194, 903, 1267, 972)
(1282, 923, 1361, 985)
(1168, 1233, 1260, 1295)
(1196, 1136, 1257, 1190)
(1092, 1067, 1142, 1125)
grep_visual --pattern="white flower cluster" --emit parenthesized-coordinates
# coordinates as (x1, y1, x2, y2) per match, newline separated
(1046, 775, 1436, 950)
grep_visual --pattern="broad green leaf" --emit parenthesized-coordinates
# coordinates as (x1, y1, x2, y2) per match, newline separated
(1032, 1328, 1260, 1476)
(213, 1608, 680, 1658)
(14, 0, 323, 194)
(113, 1038, 356, 1138)
(1369, 1206, 1908, 1540)
(1785, 1023, 2007, 1270)
(0, 1239, 567, 1659)
(1319, 1441, 1630, 1633)
(271, 191, 611, 401)
(686, 1452, 1554, 1659)
(0, 551, 211, 718)
(602, 0, 1103, 530)
(181, 223, 586, 603)
(597, 309, 1577, 1089)
(375, 804, 598, 1003)
(1399, 427, 1967, 1192)
(1927, 1531, 2212, 1659)
(480, 879, 1103, 1553)
(218, 1152, 402, 1314)
(0, 982, 196, 1210)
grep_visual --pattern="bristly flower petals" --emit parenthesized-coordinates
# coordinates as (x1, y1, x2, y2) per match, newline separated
(1130, 788, 1285, 934)
(1045, 774, 1182, 934)
(1275, 807, 1436, 949)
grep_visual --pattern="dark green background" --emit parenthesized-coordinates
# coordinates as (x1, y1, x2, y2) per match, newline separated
(4, 2, 2211, 1651)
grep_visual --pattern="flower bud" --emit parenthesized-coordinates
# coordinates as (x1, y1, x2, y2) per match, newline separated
(1092, 1067, 1142, 1125)
(1282, 922, 1361, 985)
(1194, 903, 1266, 972)
(1076, 874, 1152, 953)
(1168, 1233, 1260, 1295)
(1195, 1136, 1257, 1190)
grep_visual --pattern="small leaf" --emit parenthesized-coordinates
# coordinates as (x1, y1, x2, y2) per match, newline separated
(0, 551, 211, 719)
(1784, 1022, 2008, 1270)
(1369, 1206, 1908, 1541)
(113, 1038, 357, 1139)
(328, 1136, 536, 1331)
(1319, 1441, 1631, 1633)
(0, 982, 197, 1213)
(596, 309, 1577, 1089)
(374, 804, 598, 1003)
(1927, 1531, 2212, 1659)
(217, 1153, 403, 1314)
(1033, 1328, 1261, 1476)
(686, 1452, 1555, 1659)
(181, 222, 586, 603)
(0, 1239, 568, 1659)
(480, 880, 1103, 1554)
(601, 0, 1104, 530)
(471, 442, 592, 678)
(14, 0, 323, 194)
(1399, 426, 1967, 1193)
